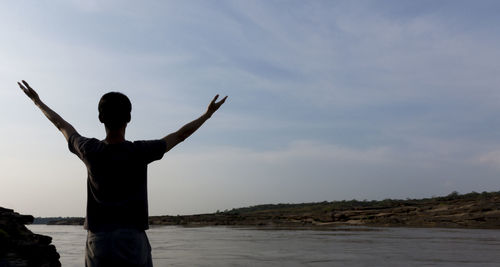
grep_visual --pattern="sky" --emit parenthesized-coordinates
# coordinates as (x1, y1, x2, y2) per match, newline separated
(1, 0, 500, 217)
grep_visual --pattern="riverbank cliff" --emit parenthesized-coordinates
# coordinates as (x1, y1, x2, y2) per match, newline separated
(0, 207, 60, 267)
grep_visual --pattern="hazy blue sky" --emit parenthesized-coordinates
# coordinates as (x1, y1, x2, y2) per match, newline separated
(1, 0, 500, 217)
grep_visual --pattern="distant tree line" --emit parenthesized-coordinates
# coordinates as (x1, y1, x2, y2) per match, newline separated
(32, 217, 82, 224)
(31, 191, 500, 221)
(222, 191, 500, 215)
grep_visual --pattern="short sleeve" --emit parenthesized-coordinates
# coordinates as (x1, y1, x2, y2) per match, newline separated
(134, 139, 167, 164)
(68, 132, 94, 160)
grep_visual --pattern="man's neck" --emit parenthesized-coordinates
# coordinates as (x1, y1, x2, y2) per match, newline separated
(104, 126, 127, 144)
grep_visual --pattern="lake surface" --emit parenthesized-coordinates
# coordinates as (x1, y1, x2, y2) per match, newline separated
(28, 225, 500, 266)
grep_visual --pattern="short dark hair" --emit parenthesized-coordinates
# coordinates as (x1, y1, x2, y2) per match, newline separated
(98, 92, 132, 130)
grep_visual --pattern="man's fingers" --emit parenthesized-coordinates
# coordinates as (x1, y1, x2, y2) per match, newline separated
(208, 94, 226, 112)
(18, 82, 28, 92)
(18, 80, 38, 100)
(22, 80, 30, 88)
(211, 94, 219, 104)
(216, 96, 228, 106)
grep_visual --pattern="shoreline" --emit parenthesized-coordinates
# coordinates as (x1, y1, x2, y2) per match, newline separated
(39, 191, 500, 229)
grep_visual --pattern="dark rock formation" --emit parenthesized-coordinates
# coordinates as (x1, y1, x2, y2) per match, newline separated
(0, 207, 60, 267)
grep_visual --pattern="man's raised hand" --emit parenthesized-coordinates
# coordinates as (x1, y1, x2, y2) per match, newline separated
(16, 80, 77, 140)
(18, 80, 40, 103)
(206, 94, 228, 117)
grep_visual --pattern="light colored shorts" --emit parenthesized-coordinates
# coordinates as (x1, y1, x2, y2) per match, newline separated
(85, 228, 153, 267)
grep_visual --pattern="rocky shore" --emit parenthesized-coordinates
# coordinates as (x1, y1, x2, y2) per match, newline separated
(151, 191, 500, 229)
(0, 207, 60, 267)
(47, 191, 500, 229)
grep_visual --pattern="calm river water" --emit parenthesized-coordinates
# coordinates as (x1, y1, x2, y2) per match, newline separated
(28, 225, 500, 266)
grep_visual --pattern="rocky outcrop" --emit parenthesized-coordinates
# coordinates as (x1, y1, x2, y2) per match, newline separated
(325, 197, 500, 228)
(148, 191, 500, 229)
(0, 207, 60, 267)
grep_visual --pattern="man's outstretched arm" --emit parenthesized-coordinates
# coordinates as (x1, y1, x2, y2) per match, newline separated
(162, 94, 227, 152)
(18, 80, 77, 141)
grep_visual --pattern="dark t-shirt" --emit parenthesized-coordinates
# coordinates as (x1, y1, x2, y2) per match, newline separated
(68, 133, 167, 232)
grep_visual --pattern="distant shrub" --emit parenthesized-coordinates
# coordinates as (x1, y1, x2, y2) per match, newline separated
(446, 191, 460, 199)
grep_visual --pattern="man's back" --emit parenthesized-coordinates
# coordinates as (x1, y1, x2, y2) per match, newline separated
(68, 133, 167, 231)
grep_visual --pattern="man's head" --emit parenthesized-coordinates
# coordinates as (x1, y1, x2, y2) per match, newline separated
(98, 92, 132, 130)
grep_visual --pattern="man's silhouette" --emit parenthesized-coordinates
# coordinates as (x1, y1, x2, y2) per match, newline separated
(18, 80, 227, 267)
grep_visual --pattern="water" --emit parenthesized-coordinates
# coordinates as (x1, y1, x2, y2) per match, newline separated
(28, 225, 500, 266)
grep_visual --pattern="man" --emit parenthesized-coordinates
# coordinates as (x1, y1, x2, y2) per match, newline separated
(18, 80, 227, 266)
